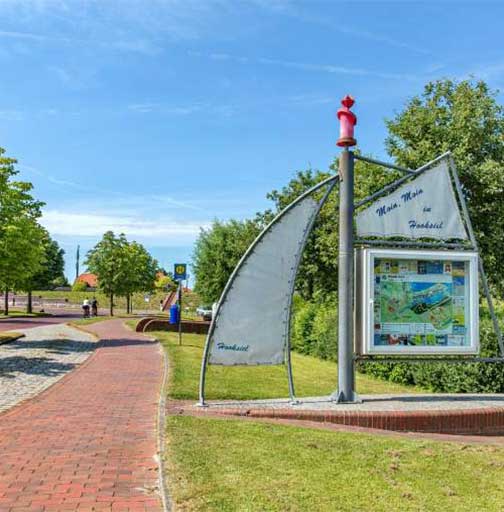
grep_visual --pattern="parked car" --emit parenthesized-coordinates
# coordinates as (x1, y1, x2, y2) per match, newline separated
(196, 305, 213, 321)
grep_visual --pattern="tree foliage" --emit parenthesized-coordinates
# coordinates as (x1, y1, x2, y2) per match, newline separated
(192, 219, 261, 304)
(85, 231, 157, 315)
(28, 234, 66, 291)
(386, 78, 504, 293)
(0, 147, 46, 313)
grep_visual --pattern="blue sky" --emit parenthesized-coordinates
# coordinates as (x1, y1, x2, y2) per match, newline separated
(1, 0, 503, 281)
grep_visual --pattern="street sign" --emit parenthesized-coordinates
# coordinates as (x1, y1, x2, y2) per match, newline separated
(174, 263, 187, 281)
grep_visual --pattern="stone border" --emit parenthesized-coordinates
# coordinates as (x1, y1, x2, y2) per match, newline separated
(156, 340, 172, 512)
(193, 405, 504, 435)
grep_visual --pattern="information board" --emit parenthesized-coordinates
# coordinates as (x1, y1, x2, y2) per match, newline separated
(356, 249, 479, 355)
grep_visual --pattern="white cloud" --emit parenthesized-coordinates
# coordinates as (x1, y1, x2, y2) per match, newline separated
(190, 51, 418, 81)
(41, 210, 210, 243)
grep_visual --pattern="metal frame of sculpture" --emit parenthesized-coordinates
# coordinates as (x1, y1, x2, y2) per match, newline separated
(198, 97, 504, 407)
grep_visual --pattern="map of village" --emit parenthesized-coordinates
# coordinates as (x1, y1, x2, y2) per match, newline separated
(373, 258, 468, 347)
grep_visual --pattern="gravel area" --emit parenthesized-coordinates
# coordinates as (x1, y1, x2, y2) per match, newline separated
(200, 394, 504, 412)
(0, 324, 96, 413)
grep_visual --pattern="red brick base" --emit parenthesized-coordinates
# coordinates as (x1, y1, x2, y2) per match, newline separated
(195, 406, 504, 435)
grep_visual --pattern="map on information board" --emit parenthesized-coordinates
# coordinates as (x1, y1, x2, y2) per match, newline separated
(373, 258, 469, 348)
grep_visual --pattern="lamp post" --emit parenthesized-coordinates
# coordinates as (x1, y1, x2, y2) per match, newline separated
(335, 95, 359, 403)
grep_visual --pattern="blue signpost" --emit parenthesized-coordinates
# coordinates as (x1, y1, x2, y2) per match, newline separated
(174, 263, 187, 345)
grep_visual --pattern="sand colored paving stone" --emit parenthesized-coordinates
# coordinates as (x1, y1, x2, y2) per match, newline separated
(0, 319, 164, 512)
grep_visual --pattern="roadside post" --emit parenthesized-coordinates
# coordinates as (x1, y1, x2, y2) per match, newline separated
(174, 263, 187, 345)
(335, 95, 359, 403)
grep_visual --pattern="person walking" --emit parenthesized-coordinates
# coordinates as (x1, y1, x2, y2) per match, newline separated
(91, 298, 98, 317)
(82, 298, 90, 318)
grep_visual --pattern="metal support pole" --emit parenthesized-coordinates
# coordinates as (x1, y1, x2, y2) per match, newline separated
(334, 149, 358, 403)
(178, 281, 182, 346)
(448, 155, 504, 356)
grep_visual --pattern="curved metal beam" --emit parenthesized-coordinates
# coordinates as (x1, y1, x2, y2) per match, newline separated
(284, 178, 339, 403)
(198, 173, 340, 406)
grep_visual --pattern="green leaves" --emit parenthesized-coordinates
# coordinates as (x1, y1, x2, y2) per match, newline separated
(0, 147, 47, 302)
(192, 219, 261, 304)
(85, 231, 158, 315)
(386, 78, 504, 294)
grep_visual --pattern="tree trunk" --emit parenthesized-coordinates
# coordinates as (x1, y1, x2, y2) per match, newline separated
(130, 295, 133, 315)
(4, 289, 8, 316)
(126, 294, 130, 314)
(27, 290, 33, 314)
(110, 292, 114, 316)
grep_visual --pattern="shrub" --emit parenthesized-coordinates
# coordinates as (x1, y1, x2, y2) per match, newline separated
(357, 306, 504, 393)
(72, 280, 88, 292)
(291, 294, 338, 361)
(292, 296, 504, 392)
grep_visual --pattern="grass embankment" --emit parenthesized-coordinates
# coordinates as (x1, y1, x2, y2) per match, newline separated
(154, 330, 422, 400)
(151, 328, 504, 511)
(167, 416, 504, 512)
(0, 311, 51, 319)
(32, 289, 201, 317)
(0, 332, 24, 344)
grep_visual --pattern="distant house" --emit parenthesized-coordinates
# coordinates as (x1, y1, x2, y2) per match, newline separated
(75, 273, 98, 289)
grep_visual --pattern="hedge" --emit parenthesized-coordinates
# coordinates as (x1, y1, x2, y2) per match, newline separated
(291, 296, 504, 393)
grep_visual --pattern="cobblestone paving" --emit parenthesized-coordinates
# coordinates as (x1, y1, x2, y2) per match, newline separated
(200, 393, 504, 412)
(0, 324, 96, 413)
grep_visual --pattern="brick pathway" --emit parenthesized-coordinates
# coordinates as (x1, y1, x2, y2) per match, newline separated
(0, 324, 96, 413)
(0, 319, 164, 512)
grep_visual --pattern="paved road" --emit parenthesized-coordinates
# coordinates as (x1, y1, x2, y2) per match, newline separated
(0, 311, 82, 332)
(0, 319, 163, 511)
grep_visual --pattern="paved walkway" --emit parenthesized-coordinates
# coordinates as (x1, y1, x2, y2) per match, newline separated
(0, 324, 96, 413)
(0, 319, 164, 512)
(0, 311, 82, 332)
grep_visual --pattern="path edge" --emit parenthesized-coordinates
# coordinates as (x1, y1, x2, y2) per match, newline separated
(156, 339, 172, 512)
(0, 323, 99, 420)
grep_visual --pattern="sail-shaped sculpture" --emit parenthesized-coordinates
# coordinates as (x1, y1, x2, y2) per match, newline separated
(356, 160, 468, 240)
(199, 175, 339, 405)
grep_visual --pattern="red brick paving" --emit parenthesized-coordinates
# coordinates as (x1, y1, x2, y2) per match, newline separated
(0, 319, 163, 512)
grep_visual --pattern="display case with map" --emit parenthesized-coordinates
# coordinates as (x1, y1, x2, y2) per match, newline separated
(355, 249, 479, 355)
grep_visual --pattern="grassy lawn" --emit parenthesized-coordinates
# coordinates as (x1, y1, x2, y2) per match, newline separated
(31, 288, 202, 316)
(166, 415, 504, 512)
(154, 331, 423, 400)
(0, 332, 24, 343)
(0, 310, 51, 319)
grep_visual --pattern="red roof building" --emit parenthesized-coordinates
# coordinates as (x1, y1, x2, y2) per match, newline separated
(76, 273, 98, 288)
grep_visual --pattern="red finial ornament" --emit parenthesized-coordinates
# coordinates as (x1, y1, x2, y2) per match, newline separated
(336, 95, 357, 147)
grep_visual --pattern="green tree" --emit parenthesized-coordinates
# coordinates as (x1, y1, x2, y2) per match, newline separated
(121, 241, 158, 313)
(85, 231, 129, 316)
(192, 219, 261, 304)
(385, 78, 504, 293)
(0, 148, 45, 314)
(265, 160, 399, 300)
(23, 233, 66, 312)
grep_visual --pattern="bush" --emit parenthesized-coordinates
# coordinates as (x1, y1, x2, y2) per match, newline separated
(72, 281, 88, 292)
(357, 306, 504, 393)
(292, 296, 504, 392)
(291, 295, 338, 361)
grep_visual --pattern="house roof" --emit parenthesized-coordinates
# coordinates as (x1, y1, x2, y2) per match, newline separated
(76, 273, 98, 288)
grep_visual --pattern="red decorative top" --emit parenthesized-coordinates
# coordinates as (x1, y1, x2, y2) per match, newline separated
(336, 95, 357, 147)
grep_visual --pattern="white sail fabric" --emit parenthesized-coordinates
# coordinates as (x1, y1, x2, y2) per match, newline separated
(208, 195, 319, 365)
(356, 160, 468, 240)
